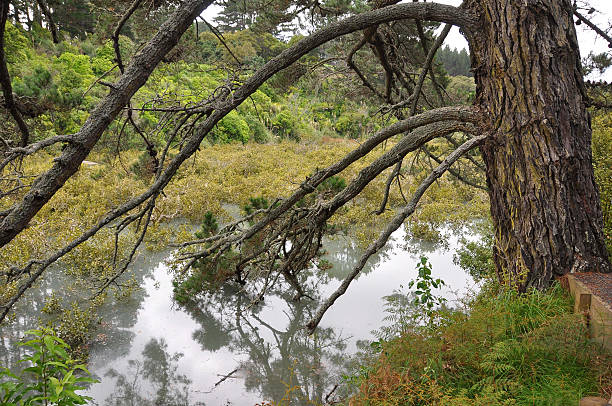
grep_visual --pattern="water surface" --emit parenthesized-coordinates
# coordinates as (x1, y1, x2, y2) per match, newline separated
(0, 227, 477, 405)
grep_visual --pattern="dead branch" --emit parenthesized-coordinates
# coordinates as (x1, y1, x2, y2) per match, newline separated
(113, 0, 144, 73)
(574, 9, 612, 49)
(376, 23, 452, 215)
(306, 132, 489, 333)
(0, 134, 76, 173)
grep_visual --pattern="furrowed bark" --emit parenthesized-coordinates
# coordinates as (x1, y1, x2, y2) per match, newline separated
(469, 0, 611, 288)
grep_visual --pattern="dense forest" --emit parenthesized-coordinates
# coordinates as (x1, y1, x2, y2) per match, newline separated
(0, 0, 611, 405)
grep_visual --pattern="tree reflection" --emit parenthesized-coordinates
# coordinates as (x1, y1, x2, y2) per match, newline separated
(103, 337, 202, 406)
(180, 270, 350, 405)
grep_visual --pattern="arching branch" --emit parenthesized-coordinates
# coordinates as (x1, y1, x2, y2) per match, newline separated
(176, 121, 477, 306)
(306, 132, 489, 333)
(0, 106, 478, 323)
(0, 1, 477, 322)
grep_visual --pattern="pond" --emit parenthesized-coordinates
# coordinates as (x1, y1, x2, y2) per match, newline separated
(0, 226, 478, 405)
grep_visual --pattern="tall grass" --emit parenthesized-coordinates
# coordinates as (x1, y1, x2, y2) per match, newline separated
(350, 284, 612, 405)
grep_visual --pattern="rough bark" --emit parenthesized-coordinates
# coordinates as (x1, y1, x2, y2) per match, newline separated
(467, 0, 611, 289)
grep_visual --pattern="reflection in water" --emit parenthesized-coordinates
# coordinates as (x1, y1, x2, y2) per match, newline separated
(181, 275, 349, 404)
(102, 338, 202, 406)
(1, 226, 476, 405)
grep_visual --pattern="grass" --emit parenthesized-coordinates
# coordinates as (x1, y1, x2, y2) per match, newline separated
(348, 283, 612, 405)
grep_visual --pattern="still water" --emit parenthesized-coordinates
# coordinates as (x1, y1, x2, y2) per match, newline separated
(0, 227, 477, 405)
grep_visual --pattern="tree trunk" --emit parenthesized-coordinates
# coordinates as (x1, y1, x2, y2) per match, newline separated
(468, 0, 611, 289)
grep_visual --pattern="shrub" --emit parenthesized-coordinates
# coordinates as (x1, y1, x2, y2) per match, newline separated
(334, 111, 367, 139)
(592, 112, 612, 255)
(211, 110, 250, 144)
(271, 109, 299, 141)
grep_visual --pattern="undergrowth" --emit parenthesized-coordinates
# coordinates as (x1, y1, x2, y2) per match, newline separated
(348, 283, 612, 405)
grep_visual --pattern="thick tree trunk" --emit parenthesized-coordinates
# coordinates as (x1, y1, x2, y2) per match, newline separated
(468, 0, 611, 289)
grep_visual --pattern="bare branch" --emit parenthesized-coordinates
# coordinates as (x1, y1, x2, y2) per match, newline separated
(377, 23, 453, 215)
(421, 143, 487, 191)
(113, 0, 145, 73)
(306, 132, 489, 333)
(0, 135, 76, 172)
(574, 9, 612, 49)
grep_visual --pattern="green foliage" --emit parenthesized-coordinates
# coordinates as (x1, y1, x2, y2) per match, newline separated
(334, 111, 368, 139)
(271, 109, 299, 140)
(172, 249, 240, 303)
(195, 211, 219, 239)
(244, 114, 270, 143)
(373, 257, 446, 341)
(351, 285, 612, 405)
(409, 256, 446, 313)
(211, 110, 250, 144)
(4, 22, 30, 64)
(454, 221, 496, 282)
(243, 196, 270, 216)
(316, 175, 346, 195)
(446, 75, 476, 104)
(0, 329, 97, 405)
(436, 45, 472, 77)
(583, 52, 612, 76)
(592, 112, 612, 255)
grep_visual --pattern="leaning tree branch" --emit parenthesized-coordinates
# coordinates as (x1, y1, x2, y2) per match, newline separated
(0, 2, 476, 322)
(574, 9, 612, 49)
(179, 108, 479, 260)
(0, 0, 215, 248)
(0, 0, 30, 147)
(306, 132, 489, 333)
(179, 120, 476, 300)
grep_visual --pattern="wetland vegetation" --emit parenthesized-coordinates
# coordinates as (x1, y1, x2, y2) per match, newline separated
(0, 0, 611, 404)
